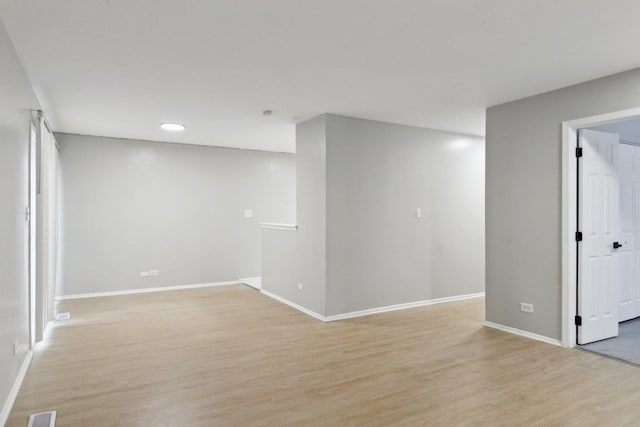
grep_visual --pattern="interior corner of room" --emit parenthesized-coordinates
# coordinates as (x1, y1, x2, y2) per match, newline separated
(5, 2, 640, 425)
(1, 13, 487, 422)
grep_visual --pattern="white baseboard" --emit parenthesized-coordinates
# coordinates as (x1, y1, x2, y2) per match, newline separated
(259, 289, 326, 321)
(483, 321, 562, 347)
(260, 290, 485, 322)
(0, 351, 33, 427)
(56, 280, 239, 300)
(239, 277, 262, 290)
(259, 223, 298, 231)
(325, 292, 485, 321)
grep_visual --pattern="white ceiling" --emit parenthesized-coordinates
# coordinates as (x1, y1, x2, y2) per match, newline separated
(2, 1, 640, 153)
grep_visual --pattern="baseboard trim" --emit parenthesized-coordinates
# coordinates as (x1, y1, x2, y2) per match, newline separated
(0, 351, 33, 427)
(239, 277, 262, 290)
(259, 223, 298, 231)
(56, 280, 239, 300)
(259, 289, 326, 321)
(483, 321, 562, 347)
(325, 292, 486, 321)
(260, 290, 485, 322)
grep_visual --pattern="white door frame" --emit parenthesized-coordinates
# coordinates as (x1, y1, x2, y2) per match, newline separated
(562, 106, 640, 348)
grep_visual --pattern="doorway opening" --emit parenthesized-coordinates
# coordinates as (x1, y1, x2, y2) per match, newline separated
(562, 107, 640, 364)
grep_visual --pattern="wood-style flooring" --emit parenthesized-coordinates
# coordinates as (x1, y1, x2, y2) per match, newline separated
(7, 284, 640, 426)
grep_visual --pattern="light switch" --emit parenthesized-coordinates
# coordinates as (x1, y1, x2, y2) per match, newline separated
(416, 208, 422, 219)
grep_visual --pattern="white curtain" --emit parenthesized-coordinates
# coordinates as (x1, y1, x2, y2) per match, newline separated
(37, 118, 60, 339)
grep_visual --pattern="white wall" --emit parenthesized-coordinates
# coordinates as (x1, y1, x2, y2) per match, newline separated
(58, 133, 296, 296)
(0, 17, 40, 422)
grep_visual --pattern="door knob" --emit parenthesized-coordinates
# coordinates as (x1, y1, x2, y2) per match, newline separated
(613, 242, 623, 249)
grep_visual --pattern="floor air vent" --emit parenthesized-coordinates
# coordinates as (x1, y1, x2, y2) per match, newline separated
(27, 410, 56, 427)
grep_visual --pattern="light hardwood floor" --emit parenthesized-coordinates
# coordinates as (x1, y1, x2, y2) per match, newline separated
(6, 284, 640, 426)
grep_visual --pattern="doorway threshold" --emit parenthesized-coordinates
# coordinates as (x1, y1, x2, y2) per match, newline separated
(579, 317, 640, 366)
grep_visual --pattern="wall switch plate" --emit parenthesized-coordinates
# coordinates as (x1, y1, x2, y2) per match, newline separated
(244, 209, 253, 218)
(140, 271, 149, 277)
(416, 208, 422, 219)
(297, 283, 304, 291)
(13, 340, 18, 356)
(520, 302, 534, 313)
(149, 270, 159, 276)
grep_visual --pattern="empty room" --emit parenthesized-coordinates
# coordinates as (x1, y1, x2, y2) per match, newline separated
(3, 1, 640, 426)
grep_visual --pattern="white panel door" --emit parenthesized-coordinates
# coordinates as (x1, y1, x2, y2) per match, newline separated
(618, 143, 636, 321)
(578, 129, 620, 345)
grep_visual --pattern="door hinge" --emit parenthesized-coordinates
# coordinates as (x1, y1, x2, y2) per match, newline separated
(576, 147, 583, 157)
(575, 231, 582, 242)
(575, 315, 582, 326)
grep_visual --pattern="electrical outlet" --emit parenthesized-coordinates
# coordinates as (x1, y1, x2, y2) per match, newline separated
(297, 283, 304, 291)
(244, 209, 253, 218)
(149, 270, 159, 276)
(140, 271, 149, 277)
(520, 302, 534, 313)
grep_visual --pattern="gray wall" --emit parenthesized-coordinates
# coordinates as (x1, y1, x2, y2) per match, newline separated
(292, 116, 327, 313)
(262, 115, 327, 314)
(0, 17, 40, 417)
(263, 114, 485, 317)
(486, 68, 640, 339)
(59, 134, 295, 296)
(325, 115, 485, 315)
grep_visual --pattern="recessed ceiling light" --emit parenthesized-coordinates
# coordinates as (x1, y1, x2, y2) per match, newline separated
(161, 122, 185, 131)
